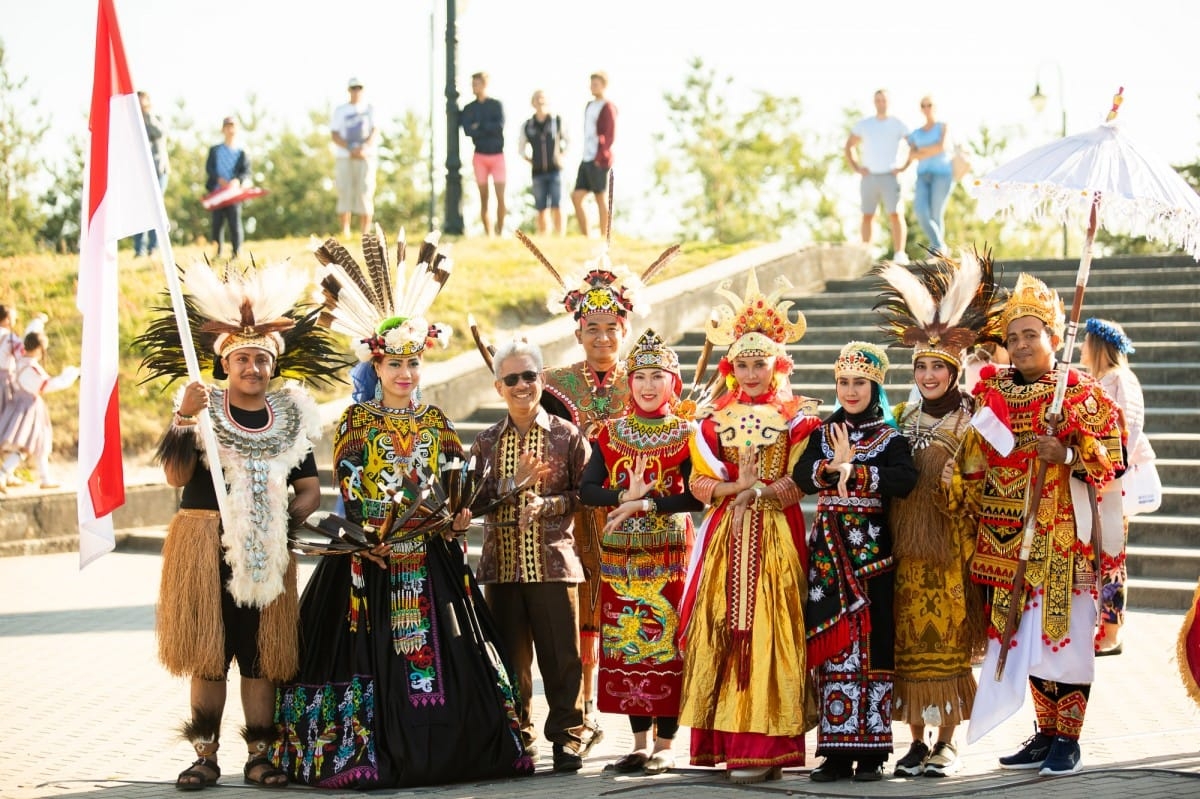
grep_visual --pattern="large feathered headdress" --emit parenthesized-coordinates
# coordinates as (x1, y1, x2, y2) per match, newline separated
(314, 226, 453, 361)
(873, 248, 1007, 369)
(516, 172, 680, 324)
(135, 260, 350, 385)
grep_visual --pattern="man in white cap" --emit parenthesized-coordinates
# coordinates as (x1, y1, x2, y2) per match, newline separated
(331, 77, 378, 237)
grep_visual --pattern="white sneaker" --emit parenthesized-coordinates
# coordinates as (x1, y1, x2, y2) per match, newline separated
(892, 251, 911, 265)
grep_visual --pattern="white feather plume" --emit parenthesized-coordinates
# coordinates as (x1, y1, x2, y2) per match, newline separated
(184, 260, 313, 326)
(877, 262, 936, 326)
(937, 249, 982, 328)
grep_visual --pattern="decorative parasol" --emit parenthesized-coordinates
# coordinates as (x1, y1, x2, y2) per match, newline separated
(970, 89, 1200, 687)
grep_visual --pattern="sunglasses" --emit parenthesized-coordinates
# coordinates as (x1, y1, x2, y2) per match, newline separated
(501, 370, 540, 387)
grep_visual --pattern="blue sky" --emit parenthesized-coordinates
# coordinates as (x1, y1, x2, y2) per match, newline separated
(5, 0, 1198, 239)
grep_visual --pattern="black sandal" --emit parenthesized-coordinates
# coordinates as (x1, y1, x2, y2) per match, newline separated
(176, 757, 220, 791)
(243, 755, 288, 788)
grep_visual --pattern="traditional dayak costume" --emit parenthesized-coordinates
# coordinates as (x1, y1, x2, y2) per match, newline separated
(872, 252, 1004, 776)
(956, 273, 1123, 774)
(579, 328, 701, 772)
(273, 229, 532, 789)
(135, 259, 344, 782)
(794, 341, 918, 781)
(677, 271, 821, 783)
(515, 223, 679, 739)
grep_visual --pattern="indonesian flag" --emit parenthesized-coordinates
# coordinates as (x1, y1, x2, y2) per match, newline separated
(77, 0, 165, 566)
(969, 389, 1015, 456)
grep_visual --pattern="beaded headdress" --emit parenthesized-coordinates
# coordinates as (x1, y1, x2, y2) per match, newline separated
(999, 272, 1065, 339)
(625, 328, 681, 377)
(135, 260, 348, 386)
(314, 227, 453, 361)
(706, 270, 806, 359)
(516, 173, 680, 324)
(835, 341, 890, 385)
(1084, 317, 1135, 355)
(874, 248, 1007, 369)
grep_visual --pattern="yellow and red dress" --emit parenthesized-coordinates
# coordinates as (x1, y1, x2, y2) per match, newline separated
(678, 387, 820, 769)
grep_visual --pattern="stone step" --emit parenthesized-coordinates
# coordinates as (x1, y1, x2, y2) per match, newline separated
(1129, 514, 1200, 549)
(1155, 460, 1200, 486)
(1125, 577, 1198, 612)
(819, 264, 1200, 294)
(1152, 488, 1200, 518)
(1147, 434, 1200, 460)
(1127, 545, 1200, 582)
(752, 301, 1197, 326)
(787, 284, 1200, 309)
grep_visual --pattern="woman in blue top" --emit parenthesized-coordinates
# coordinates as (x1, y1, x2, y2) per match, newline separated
(907, 96, 954, 256)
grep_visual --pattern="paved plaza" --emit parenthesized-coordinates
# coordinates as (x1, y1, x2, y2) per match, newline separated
(2, 550, 1199, 799)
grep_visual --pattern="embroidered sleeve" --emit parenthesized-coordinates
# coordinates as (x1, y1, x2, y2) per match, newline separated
(689, 473, 720, 505)
(767, 475, 802, 508)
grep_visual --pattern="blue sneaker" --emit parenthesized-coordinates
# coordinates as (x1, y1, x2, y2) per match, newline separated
(998, 730, 1053, 769)
(1038, 737, 1082, 776)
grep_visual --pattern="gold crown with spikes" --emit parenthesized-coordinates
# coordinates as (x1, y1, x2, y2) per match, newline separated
(625, 328, 680, 376)
(706, 270, 806, 358)
(999, 273, 1065, 339)
(835, 341, 890, 384)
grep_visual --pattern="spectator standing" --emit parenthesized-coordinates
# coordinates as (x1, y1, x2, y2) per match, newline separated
(571, 71, 617, 238)
(907, 96, 954, 256)
(461, 72, 507, 236)
(1081, 317, 1154, 655)
(0, 305, 22, 419)
(0, 316, 78, 492)
(519, 90, 568, 235)
(330, 77, 379, 237)
(205, 116, 250, 259)
(845, 89, 911, 263)
(132, 90, 169, 257)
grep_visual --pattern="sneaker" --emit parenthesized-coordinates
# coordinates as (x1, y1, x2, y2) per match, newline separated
(810, 756, 853, 782)
(853, 760, 885, 781)
(998, 730, 1053, 770)
(923, 741, 959, 777)
(1038, 737, 1082, 776)
(892, 251, 911, 265)
(552, 742, 583, 773)
(894, 740, 930, 776)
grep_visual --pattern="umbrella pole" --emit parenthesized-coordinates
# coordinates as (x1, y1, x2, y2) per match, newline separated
(1051, 195, 1101, 416)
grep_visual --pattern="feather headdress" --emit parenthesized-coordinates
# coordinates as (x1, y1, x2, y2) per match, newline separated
(134, 260, 350, 386)
(516, 171, 680, 323)
(315, 226, 453, 361)
(873, 248, 1007, 368)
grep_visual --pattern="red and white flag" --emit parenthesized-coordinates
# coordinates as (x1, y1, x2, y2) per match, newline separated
(77, 0, 166, 566)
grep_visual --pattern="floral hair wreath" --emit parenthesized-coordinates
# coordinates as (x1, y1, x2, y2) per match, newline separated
(1084, 317, 1135, 355)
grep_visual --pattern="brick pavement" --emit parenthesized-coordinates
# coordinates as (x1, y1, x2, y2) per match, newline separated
(2, 551, 1198, 799)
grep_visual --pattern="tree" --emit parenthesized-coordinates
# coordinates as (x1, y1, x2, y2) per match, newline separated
(374, 109, 435, 233)
(654, 59, 834, 243)
(39, 135, 84, 253)
(0, 40, 48, 256)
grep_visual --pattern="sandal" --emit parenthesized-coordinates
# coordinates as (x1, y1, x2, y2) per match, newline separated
(643, 751, 675, 775)
(176, 757, 220, 791)
(243, 755, 288, 788)
(613, 751, 649, 773)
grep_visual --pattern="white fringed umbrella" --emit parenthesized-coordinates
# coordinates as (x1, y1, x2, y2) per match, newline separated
(970, 88, 1200, 408)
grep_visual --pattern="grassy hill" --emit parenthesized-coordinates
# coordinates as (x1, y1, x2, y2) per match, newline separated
(0, 233, 749, 461)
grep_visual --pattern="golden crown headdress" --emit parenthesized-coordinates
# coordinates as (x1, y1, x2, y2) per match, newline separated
(998, 272, 1065, 339)
(706, 270, 806, 358)
(873, 248, 1007, 369)
(314, 226, 453, 361)
(625, 328, 680, 377)
(835, 341, 890, 384)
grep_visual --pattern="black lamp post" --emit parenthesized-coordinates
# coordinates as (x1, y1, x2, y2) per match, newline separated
(442, 0, 464, 235)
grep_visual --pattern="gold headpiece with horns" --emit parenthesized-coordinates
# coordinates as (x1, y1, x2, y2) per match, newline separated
(706, 270, 806, 359)
(998, 272, 1065, 340)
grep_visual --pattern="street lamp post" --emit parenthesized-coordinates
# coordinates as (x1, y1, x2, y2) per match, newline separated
(442, 0, 464, 235)
(1030, 64, 1069, 258)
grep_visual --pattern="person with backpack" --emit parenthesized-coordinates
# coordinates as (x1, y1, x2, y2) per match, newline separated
(519, 90, 568, 235)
